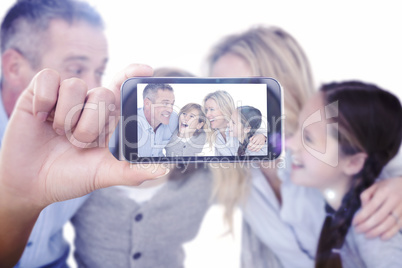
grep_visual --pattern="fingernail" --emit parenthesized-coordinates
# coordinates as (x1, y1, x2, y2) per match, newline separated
(156, 168, 170, 178)
(37, 112, 49, 122)
(55, 128, 64, 136)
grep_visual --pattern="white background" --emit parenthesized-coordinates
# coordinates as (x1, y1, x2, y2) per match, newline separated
(1, 0, 401, 267)
(137, 83, 268, 119)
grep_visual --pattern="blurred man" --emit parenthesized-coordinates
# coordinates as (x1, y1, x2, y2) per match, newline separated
(1, 0, 108, 266)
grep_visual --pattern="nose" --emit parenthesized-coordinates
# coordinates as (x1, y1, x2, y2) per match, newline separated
(166, 105, 173, 113)
(82, 73, 102, 90)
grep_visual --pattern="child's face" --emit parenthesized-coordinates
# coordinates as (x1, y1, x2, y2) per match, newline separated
(179, 109, 203, 136)
(286, 93, 349, 192)
(228, 111, 241, 138)
(229, 111, 250, 140)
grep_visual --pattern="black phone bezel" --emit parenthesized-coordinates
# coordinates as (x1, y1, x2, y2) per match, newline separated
(119, 77, 283, 163)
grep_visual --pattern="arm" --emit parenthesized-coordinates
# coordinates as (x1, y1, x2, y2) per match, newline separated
(0, 65, 169, 267)
(352, 176, 402, 239)
(247, 130, 267, 152)
(353, 149, 402, 240)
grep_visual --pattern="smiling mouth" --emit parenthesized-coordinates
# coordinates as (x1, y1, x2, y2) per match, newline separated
(181, 123, 189, 128)
(291, 155, 304, 169)
(162, 113, 171, 118)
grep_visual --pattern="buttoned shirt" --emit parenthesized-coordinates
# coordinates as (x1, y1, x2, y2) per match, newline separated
(137, 107, 178, 157)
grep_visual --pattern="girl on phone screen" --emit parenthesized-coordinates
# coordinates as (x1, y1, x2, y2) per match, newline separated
(165, 103, 210, 156)
(228, 106, 267, 156)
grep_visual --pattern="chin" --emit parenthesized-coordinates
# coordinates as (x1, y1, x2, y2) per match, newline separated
(160, 117, 170, 125)
(290, 173, 309, 187)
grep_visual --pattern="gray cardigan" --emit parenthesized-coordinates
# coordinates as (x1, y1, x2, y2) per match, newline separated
(165, 129, 207, 157)
(71, 167, 212, 268)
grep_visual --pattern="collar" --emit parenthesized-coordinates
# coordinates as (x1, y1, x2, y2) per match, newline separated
(138, 107, 154, 132)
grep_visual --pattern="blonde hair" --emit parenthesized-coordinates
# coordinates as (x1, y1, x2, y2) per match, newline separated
(202, 90, 235, 124)
(206, 26, 316, 229)
(202, 90, 235, 148)
(208, 25, 315, 136)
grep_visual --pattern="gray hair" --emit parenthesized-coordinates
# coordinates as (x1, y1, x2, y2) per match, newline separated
(143, 83, 174, 102)
(1, 0, 104, 68)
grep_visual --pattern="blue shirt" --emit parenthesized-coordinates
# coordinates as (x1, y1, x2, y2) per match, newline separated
(214, 127, 237, 156)
(242, 161, 323, 268)
(0, 93, 89, 267)
(137, 107, 178, 157)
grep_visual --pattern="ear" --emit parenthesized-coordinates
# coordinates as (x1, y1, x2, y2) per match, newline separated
(342, 152, 368, 176)
(144, 98, 152, 107)
(2, 49, 35, 89)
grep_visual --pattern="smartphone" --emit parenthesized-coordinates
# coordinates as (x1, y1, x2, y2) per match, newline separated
(117, 77, 283, 163)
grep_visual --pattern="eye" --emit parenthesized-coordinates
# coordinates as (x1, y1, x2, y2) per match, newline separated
(66, 65, 85, 77)
(303, 131, 313, 143)
(182, 112, 187, 116)
(190, 115, 195, 119)
(95, 70, 104, 79)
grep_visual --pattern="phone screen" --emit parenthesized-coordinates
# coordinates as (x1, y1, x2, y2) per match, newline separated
(117, 77, 283, 163)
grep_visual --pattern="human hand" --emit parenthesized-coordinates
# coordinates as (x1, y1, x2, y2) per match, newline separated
(247, 133, 266, 152)
(353, 177, 402, 240)
(0, 64, 168, 210)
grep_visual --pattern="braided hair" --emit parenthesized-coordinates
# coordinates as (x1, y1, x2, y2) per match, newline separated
(236, 106, 262, 156)
(315, 81, 402, 268)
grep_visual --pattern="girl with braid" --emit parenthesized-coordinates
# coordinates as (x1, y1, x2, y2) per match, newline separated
(287, 81, 402, 267)
(228, 106, 267, 156)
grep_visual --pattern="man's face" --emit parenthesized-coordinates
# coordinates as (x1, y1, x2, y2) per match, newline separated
(37, 19, 108, 89)
(149, 89, 175, 127)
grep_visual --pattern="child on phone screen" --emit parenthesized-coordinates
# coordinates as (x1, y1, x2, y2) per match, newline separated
(165, 103, 211, 156)
(287, 81, 402, 268)
(228, 106, 268, 156)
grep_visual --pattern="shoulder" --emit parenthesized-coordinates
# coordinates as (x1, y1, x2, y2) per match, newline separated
(344, 217, 402, 267)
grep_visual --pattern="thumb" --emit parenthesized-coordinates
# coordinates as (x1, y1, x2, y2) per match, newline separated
(95, 155, 170, 189)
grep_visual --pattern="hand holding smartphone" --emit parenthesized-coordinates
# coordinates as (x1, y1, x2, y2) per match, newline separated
(118, 77, 283, 163)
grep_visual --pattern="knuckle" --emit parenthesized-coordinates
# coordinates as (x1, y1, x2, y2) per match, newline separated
(89, 87, 115, 104)
(74, 125, 100, 141)
(37, 68, 60, 82)
(35, 92, 56, 105)
(60, 78, 88, 93)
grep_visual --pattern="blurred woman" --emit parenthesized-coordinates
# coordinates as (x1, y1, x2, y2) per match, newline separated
(207, 26, 402, 268)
